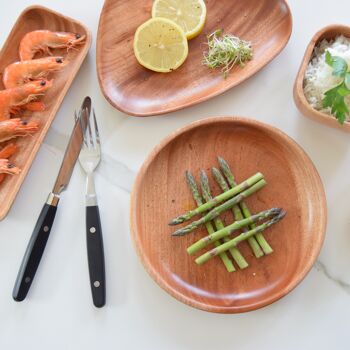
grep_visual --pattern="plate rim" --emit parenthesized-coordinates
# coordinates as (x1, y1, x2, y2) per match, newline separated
(97, 0, 293, 117)
(130, 116, 327, 313)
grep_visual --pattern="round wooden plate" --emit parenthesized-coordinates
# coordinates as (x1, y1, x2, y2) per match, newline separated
(130, 117, 327, 313)
(97, 0, 292, 116)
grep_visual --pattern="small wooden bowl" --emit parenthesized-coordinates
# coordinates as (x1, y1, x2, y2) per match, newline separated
(0, 5, 92, 220)
(97, 0, 292, 116)
(130, 117, 327, 313)
(294, 24, 350, 132)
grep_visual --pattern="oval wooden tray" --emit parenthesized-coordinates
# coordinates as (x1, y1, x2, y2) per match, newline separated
(0, 5, 91, 220)
(294, 24, 350, 132)
(97, 0, 292, 116)
(130, 117, 327, 313)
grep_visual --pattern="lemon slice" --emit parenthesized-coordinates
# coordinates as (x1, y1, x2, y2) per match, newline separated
(134, 17, 188, 73)
(152, 0, 207, 40)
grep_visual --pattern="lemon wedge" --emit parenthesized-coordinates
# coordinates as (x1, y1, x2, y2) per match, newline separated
(152, 0, 207, 40)
(133, 17, 188, 73)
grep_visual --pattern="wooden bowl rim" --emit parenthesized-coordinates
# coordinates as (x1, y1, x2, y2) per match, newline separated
(130, 116, 327, 313)
(0, 5, 92, 220)
(293, 24, 350, 132)
(96, 0, 293, 117)
(15, 5, 93, 42)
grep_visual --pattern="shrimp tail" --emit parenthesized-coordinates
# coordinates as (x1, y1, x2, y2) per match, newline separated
(0, 143, 18, 184)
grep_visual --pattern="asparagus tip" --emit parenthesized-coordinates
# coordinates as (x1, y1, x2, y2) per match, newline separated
(171, 229, 186, 236)
(172, 225, 193, 236)
(169, 217, 184, 225)
(199, 169, 209, 184)
(279, 210, 287, 220)
(211, 166, 220, 176)
(217, 156, 227, 165)
(271, 209, 287, 224)
(185, 170, 194, 183)
(270, 207, 283, 216)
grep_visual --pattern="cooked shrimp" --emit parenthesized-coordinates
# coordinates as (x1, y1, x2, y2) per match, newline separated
(9, 101, 46, 115)
(0, 79, 52, 120)
(19, 30, 86, 61)
(0, 143, 17, 159)
(0, 118, 39, 143)
(0, 144, 18, 183)
(3, 57, 65, 88)
(22, 101, 46, 112)
(0, 159, 20, 175)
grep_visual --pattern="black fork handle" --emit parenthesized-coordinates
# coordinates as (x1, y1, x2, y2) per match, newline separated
(86, 205, 106, 308)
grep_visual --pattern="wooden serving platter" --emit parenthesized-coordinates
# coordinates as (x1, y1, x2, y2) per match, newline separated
(0, 5, 91, 220)
(130, 117, 327, 313)
(97, 0, 292, 116)
(294, 24, 350, 132)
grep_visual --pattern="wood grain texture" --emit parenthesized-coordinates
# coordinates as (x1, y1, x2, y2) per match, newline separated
(130, 116, 327, 313)
(294, 24, 350, 132)
(0, 5, 91, 220)
(97, 0, 292, 116)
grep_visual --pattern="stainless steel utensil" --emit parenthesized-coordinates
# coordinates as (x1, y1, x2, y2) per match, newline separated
(78, 105, 106, 308)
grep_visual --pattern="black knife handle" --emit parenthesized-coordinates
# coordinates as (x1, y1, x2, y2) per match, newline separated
(86, 205, 106, 308)
(13, 203, 58, 302)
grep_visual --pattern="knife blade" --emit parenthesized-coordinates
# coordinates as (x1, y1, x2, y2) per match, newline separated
(12, 97, 90, 302)
(52, 96, 91, 196)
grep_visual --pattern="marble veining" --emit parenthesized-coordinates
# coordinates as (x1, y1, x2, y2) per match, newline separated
(1, 1, 350, 349)
(315, 260, 350, 295)
(98, 154, 135, 193)
(43, 126, 135, 193)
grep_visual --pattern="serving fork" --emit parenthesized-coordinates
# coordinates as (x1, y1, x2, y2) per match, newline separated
(77, 106, 106, 308)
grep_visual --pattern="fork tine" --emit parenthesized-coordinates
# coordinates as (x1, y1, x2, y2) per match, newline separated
(87, 109, 94, 149)
(79, 108, 88, 147)
(93, 109, 100, 146)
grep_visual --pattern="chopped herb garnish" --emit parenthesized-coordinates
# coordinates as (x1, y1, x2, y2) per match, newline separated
(322, 51, 350, 124)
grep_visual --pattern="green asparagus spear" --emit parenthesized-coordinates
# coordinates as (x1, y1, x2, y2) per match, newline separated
(187, 207, 281, 254)
(169, 172, 264, 225)
(172, 178, 267, 236)
(195, 211, 286, 265)
(199, 171, 248, 269)
(185, 171, 235, 272)
(212, 167, 263, 258)
(218, 157, 273, 254)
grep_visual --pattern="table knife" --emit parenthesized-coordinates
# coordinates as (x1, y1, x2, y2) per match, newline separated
(12, 97, 91, 302)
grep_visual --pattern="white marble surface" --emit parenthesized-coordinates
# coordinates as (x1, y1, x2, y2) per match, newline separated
(1, 0, 350, 348)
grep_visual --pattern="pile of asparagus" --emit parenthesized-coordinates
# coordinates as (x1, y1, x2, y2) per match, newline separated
(169, 157, 286, 272)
